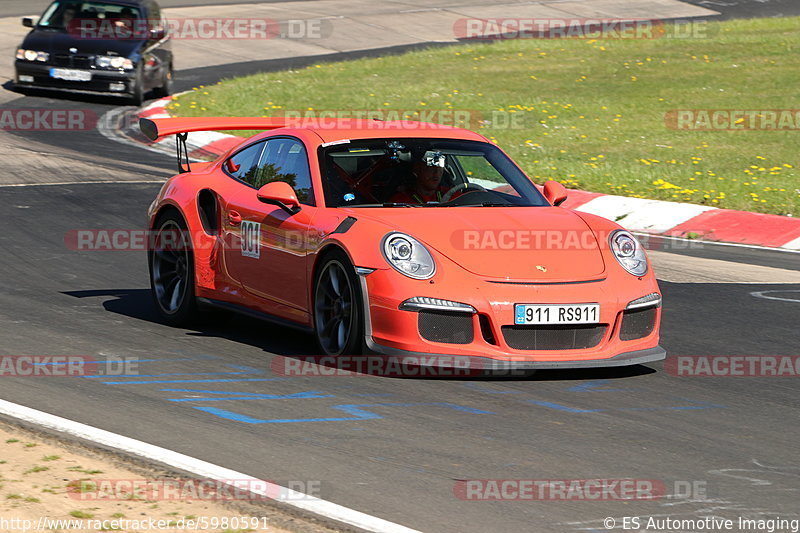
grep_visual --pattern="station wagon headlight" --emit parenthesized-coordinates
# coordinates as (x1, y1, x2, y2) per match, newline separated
(17, 49, 49, 62)
(95, 55, 134, 70)
(609, 230, 648, 276)
(382, 232, 436, 279)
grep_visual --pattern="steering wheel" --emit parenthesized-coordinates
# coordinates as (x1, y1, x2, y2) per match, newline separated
(441, 182, 486, 203)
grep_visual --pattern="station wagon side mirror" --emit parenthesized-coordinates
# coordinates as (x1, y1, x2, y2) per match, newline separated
(22, 17, 36, 28)
(256, 181, 301, 215)
(543, 180, 568, 206)
(150, 27, 166, 40)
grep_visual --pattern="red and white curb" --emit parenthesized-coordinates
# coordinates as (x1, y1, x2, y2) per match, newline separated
(133, 98, 800, 251)
(0, 398, 420, 533)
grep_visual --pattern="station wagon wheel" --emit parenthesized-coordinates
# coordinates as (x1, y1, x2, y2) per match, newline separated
(129, 64, 144, 106)
(314, 252, 364, 356)
(149, 212, 199, 326)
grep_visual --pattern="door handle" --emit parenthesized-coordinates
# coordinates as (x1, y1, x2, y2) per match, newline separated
(228, 210, 242, 226)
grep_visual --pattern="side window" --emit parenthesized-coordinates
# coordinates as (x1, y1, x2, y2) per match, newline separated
(253, 138, 315, 206)
(225, 141, 266, 184)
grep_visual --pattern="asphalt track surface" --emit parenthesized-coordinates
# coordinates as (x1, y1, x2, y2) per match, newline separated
(1, 2, 800, 532)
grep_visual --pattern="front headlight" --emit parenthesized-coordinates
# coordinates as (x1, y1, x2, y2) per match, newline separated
(609, 230, 648, 276)
(17, 49, 49, 62)
(382, 232, 436, 279)
(95, 55, 134, 70)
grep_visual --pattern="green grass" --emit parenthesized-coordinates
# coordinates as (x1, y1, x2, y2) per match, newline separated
(69, 510, 94, 519)
(170, 17, 800, 215)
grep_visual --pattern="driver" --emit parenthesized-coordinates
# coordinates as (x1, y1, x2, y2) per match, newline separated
(390, 154, 455, 204)
(60, 4, 78, 28)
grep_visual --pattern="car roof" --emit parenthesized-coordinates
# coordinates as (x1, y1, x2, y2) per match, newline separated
(246, 119, 488, 145)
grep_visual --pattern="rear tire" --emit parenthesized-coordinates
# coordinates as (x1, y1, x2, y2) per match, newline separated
(313, 250, 365, 356)
(148, 211, 200, 326)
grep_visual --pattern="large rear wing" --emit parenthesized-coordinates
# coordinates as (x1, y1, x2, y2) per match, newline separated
(139, 117, 287, 173)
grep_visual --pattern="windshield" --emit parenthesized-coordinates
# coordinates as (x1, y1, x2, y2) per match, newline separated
(37, 1, 142, 30)
(319, 138, 548, 208)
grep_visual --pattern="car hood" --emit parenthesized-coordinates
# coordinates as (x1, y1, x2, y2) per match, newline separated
(354, 207, 607, 281)
(21, 29, 141, 56)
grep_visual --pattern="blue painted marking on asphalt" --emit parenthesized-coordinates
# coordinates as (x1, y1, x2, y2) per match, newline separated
(566, 380, 630, 392)
(100, 378, 286, 385)
(193, 405, 381, 423)
(529, 398, 724, 413)
(223, 364, 263, 372)
(191, 402, 494, 424)
(528, 400, 603, 413)
(462, 382, 522, 394)
(167, 391, 332, 402)
(160, 389, 270, 395)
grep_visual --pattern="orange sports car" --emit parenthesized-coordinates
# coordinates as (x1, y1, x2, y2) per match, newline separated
(141, 116, 665, 370)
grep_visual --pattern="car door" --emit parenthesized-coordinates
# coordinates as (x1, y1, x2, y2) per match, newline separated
(221, 137, 316, 319)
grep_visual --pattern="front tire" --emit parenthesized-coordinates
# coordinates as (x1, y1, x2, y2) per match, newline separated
(149, 212, 200, 326)
(313, 250, 364, 356)
(153, 63, 173, 98)
(129, 66, 144, 106)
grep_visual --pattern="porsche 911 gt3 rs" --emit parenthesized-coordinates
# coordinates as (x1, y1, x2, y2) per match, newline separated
(140, 116, 665, 370)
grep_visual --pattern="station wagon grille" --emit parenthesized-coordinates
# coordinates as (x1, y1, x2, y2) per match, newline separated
(52, 54, 93, 69)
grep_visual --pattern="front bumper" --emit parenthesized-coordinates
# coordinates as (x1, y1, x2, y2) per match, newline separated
(15, 61, 135, 94)
(359, 263, 664, 368)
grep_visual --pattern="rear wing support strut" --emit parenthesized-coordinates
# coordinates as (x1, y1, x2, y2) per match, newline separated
(176, 132, 190, 174)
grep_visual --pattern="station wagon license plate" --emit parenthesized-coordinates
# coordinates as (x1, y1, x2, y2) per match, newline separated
(514, 303, 600, 325)
(50, 68, 92, 82)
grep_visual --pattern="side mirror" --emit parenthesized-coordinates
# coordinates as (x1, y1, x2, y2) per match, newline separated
(543, 180, 568, 206)
(150, 27, 166, 40)
(256, 181, 301, 214)
(22, 17, 36, 28)
(224, 159, 240, 174)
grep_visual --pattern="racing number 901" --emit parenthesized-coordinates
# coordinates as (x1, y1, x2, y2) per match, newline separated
(240, 220, 261, 258)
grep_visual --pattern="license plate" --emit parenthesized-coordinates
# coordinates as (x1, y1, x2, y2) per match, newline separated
(49, 68, 92, 82)
(514, 303, 600, 325)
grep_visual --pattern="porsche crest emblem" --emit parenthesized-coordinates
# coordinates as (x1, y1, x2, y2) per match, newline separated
(536, 265, 547, 273)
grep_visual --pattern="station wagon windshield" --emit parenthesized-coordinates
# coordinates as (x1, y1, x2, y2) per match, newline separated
(37, 1, 142, 30)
